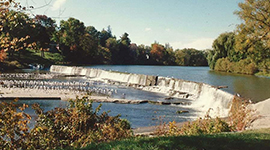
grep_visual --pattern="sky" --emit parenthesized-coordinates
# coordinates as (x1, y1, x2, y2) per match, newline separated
(19, 0, 244, 50)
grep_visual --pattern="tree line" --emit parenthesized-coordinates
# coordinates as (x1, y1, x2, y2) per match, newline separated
(1, 10, 208, 66)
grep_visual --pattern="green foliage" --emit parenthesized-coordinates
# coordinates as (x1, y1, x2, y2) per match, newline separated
(235, 0, 270, 57)
(0, 96, 132, 149)
(214, 58, 258, 75)
(175, 48, 208, 66)
(208, 32, 241, 70)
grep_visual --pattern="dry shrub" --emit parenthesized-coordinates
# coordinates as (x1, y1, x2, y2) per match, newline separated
(154, 116, 168, 136)
(228, 95, 259, 131)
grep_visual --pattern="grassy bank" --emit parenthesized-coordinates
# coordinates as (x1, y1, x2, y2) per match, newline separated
(1, 49, 65, 70)
(80, 128, 270, 150)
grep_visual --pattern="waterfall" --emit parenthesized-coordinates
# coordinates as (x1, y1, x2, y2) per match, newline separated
(50, 65, 234, 117)
(191, 84, 234, 117)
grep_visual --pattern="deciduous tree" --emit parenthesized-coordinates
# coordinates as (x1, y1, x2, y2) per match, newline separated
(235, 0, 270, 66)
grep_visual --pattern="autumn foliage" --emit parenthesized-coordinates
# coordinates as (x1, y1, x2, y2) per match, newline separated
(0, 96, 132, 149)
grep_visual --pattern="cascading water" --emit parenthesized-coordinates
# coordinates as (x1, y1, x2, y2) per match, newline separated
(50, 65, 234, 118)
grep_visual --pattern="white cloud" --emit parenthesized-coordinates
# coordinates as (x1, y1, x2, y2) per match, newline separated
(52, 0, 67, 11)
(171, 38, 214, 50)
(145, 28, 152, 32)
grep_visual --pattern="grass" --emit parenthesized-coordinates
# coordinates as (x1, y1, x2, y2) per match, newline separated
(77, 128, 270, 150)
(2, 49, 65, 70)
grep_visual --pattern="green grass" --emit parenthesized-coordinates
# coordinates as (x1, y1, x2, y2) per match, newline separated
(2, 49, 65, 70)
(78, 128, 270, 150)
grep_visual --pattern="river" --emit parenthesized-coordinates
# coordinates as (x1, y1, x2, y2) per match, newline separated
(2, 65, 270, 128)
(88, 65, 270, 102)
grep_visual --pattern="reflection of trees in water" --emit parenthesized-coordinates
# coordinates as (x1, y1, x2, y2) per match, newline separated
(208, 70, 270, 102)
(233, 76, 270, 102)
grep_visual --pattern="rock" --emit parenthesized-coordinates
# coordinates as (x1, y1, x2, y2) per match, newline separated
(176, 110, 189, 114)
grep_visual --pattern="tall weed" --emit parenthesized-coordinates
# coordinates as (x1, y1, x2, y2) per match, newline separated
(228, 96, 259, 131)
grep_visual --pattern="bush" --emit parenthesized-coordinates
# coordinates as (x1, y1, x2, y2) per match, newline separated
(0, 99, 32, 149)
(164, 109, 231, 136)
(214, 57, 232, 72)
(0, 96, 132, 149)
(214, 58, 258, 75)
(228, 96, 259, 131)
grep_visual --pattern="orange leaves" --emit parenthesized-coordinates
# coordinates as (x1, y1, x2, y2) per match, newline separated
(0, 49, 7, 62)
(150, 43, 166, 60)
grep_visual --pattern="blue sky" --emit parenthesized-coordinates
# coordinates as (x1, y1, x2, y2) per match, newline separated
(21, 0, 244, 50)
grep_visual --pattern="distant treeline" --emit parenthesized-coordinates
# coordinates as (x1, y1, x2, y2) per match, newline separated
(54, 19, 208, 66)
(0, 11, 208, 66)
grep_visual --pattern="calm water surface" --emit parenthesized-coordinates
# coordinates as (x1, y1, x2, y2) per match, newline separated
(1, 99, 195, 128)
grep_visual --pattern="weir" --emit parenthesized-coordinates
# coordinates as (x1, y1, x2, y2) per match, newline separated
(50, 65, 235, 117)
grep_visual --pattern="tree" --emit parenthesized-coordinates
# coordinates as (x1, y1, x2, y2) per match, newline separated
(136, 44, 151, 64)
(118, 32, 133, 64)
(33, 15, 56, 57)
(56, 17, 85, 62)
(164, 43, 176, 65)
(85, 26, 100, 40)
(0, 0, 40, 61)
(79, 32, 99, 63)
(105, 37, 118, 64)
(175, 48, 208, 66)
(235, 0, 270, 66)
(150, 43, 166, 64)
(99, 26, 112, 47)
(208, 32, 240, 69)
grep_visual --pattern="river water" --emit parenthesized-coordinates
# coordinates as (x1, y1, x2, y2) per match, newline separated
(88, 65, 270, 102)
(2, 65, 270, 128)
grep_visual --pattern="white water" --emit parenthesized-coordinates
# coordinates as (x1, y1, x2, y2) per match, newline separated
(50, 65, 234, 118)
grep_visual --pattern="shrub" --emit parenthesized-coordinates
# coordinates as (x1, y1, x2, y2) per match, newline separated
(214, 57, 231, 72)
(228, 96, 259, 131)
(214, 58, 258, 75)
(0, 99, 32, 149)
(0, 96, 132, 149)
(155, 109, 232, 136)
